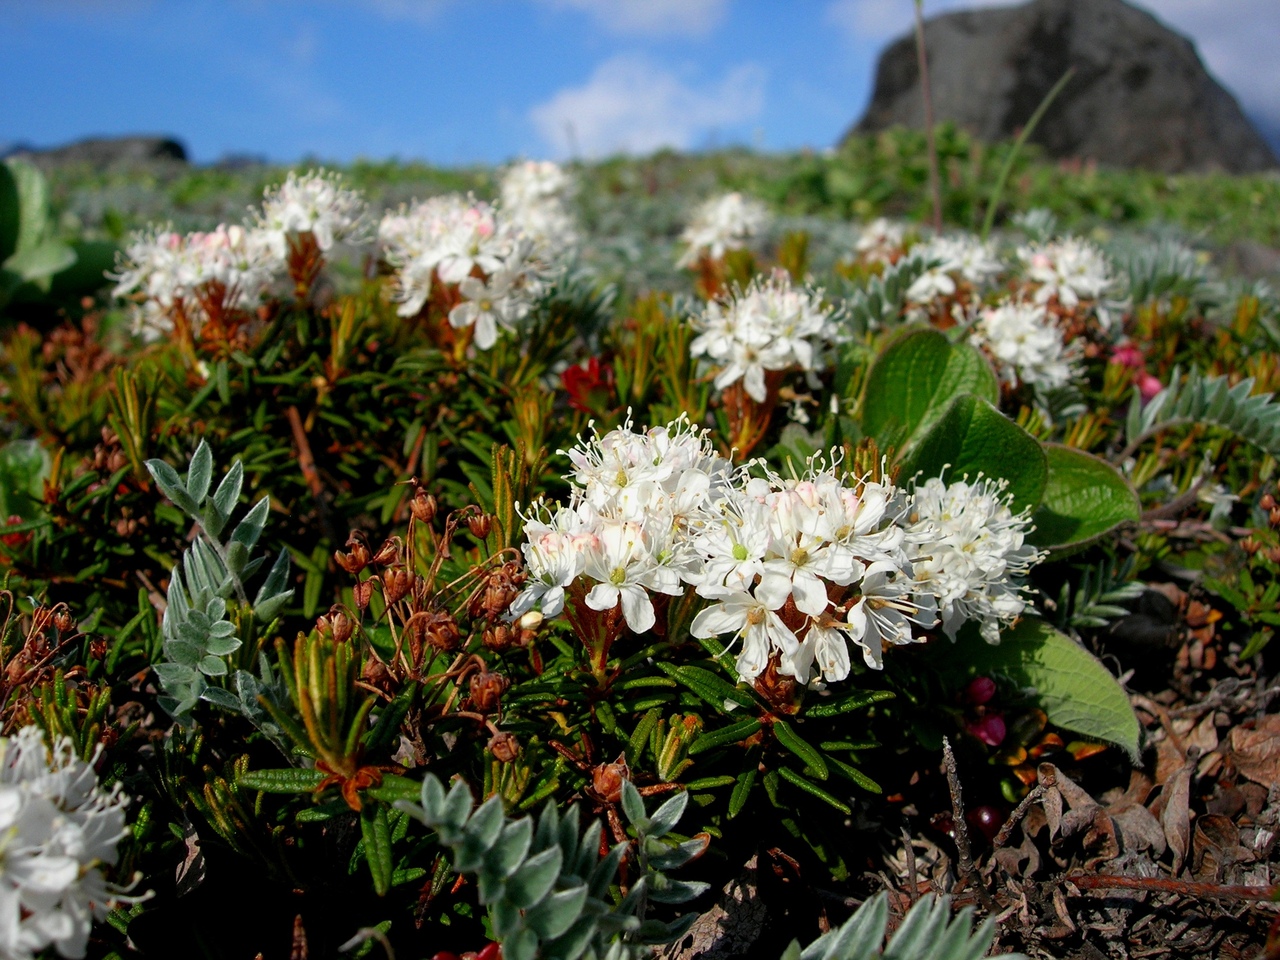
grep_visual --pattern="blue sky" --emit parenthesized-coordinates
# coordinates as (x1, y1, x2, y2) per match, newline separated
(2, 0, 1276, 165)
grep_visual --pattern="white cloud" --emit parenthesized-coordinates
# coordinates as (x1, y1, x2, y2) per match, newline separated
(529, 55, 765, 158)
(536, 0, 730, 36)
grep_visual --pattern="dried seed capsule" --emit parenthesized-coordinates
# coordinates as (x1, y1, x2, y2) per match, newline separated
(371, 538, 400, 566)
(334, 534, 371, 574)
(467, 514, 492, 539)
(410, 488, 437, 524)
(52, 609, 76, 633)
(590, 758, 630, 805)
(482, 624, 514, 652)
(468, 670, 510, 714)
(353, 579, 375, 610)
(487, 731, 520, 763)
(318, 606, 354, 644)
(381, 568, 413, 605)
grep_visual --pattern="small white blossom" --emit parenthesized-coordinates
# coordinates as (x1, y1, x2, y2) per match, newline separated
(972, 300, 1082, 391)
(0, 727, 145, 960)
(257, 168, 367, 258)
(905, 235, 1003, 306)
(905, 476, 1042, 644)
(500, 160, 578, 252)
(689, 272, 841, 403)
(676, 192, 770, 268)
(1017, 237, 1115, 317)
(853, 218, 906, 266)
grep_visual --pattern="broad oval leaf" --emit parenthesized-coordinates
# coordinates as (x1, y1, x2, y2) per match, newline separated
(950, 619, 1141, 761)
(861, 327, 998, 454)
(1029, 444, 1140, 550)
(900, 394, 1048, 512)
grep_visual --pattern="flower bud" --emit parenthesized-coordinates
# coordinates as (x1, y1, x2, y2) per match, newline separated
(468, 670, 510, 714)
(967, 712, 1007, 747)
(487, 731, 520, 763)
(410, 488, 437, 524)
(519, 610, 544, 631)
(381, 568, 414, 606)
(467, 514, 493, 539)
(353, 579, 375, 610)
(1261, 493, 1276, 511)
(335, 534, 371, 574)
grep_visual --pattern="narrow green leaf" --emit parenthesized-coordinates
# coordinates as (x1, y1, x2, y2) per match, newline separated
(772, 719, 827, 780)
(689, 717, 762, 755)
(238, 768, 326, 793)
(361, 805, 394, 897)
(776, 766, 851, 814)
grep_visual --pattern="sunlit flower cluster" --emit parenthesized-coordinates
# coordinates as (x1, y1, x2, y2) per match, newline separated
(512, 417, 1044, 686)
(257, 168, 368, 259)
(676, 192, 770, 268)
(905, 235, 1003, 307)
(689, 272, 842, 403)
(113, 168, 368, 341)
(905, 476, 1043, 645)
(0, 727, 142, 960)
(972, 299, 1083, 391)
(378, 195, 551, 348)
(1016, 236, 1116, 316)
(499, 160, 578, 253)
(112, 223, 280, 340)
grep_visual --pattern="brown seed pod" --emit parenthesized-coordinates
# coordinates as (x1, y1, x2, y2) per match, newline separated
(317, 606, 354, 644)
(410, 488, 437, 524)
(467, 514, 493, 539)
(371, 538, 400, 566)
(468, 670, 510, 714)
(482, 624, 515, 652)
(487, 731, 521, 763)
(334, 534, 371, 574)
(353, 579, 375, 610)
(381, 568, 414, 606)
(590, 757, 630, 805)
(52, 609, 76, 633)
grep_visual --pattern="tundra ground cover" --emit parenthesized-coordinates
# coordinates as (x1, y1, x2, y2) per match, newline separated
(0, 140, 1277, 959)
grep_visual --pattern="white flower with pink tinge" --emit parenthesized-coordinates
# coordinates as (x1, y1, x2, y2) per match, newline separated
(257, 168, 367, 259)
(972, 299, 1082, 391)
(1017, 237, 1116, 318)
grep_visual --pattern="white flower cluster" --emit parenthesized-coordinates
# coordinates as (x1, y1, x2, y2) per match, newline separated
(511, 417, 1043, 685)
(0, 727, 140, 960)
(676, 192, 770, 268)
(972, 300, 1083, 391)
(905, 476, 1043, 644)
(1016, 236, 1122, 331)
(689, 272, 842, 403)
(377, 194, 552, 348)
(113, 168, 366, 341)
(499, 160, 578, 253)
(905, 235, 1003, 307)
(112, 224, 280, 341)
(852, 218, 907, 266)
(257, 168, 367, 259)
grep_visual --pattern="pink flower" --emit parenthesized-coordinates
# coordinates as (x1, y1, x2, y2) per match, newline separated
(1137, 372, 1163, 401)
(967, 713, 1007, 747)
(965, 676, 997, 705)
(1110, 341, 1145, 368)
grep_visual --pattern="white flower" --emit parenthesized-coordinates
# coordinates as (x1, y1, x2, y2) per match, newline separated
(905, 475, 1042, 644)
(448, 269, 525, 349)
(0, 727, 144, 960)
(691, 589, 798, 682)
(677, 192, 770, 268)
(853, 218, 906, 266)
(500, 160, 578, 252)
(1017, 237, 1115, 316)
(972, 300, 1082, 391)
(905, 235, 1002, 306)
(689, 272, 841, 403)
(581, 519, 681, 634)
(257, 168, 367, 258)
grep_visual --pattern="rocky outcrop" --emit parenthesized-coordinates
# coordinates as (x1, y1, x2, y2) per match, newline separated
(12, 136, 188, 171)
(850, 0, 1277, 173)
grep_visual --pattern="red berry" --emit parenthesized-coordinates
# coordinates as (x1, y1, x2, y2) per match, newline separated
(430, 954, 461, 960)
(967, 805, 1003, 842)
(967, 713, 1006, 747)
(965, 676, 997, 705)
(476, 944, 502, 960)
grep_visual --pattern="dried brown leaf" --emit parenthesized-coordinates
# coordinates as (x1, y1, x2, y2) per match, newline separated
(1229, 714, 1280, 787)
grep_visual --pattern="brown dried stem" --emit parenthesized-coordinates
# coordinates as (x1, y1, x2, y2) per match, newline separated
(943, 736, 995, 911)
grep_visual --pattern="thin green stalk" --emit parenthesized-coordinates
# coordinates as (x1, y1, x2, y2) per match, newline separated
(913, 0, 943, 234)
(981, 67, 1077, 240)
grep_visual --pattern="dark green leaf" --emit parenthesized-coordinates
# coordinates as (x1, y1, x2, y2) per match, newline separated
(1029, 444, 1140, 550)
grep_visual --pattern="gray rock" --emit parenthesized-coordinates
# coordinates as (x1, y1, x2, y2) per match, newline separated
(850, 0, 1278, 173)
(13, 135, 188, 171)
